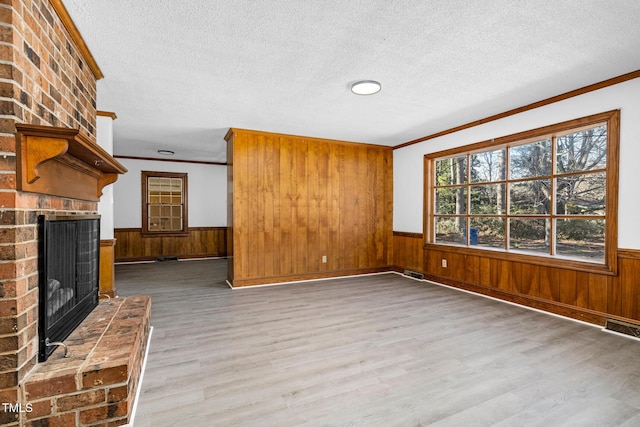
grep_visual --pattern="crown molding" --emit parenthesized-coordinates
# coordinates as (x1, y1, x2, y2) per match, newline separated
(114, 155, 227, 166)
(395, 69, 640, 150)
(97, 111, 117, 120)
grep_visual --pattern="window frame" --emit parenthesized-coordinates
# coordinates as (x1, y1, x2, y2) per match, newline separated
(424, 110, 620, 275)
(141, 171, 189, 237)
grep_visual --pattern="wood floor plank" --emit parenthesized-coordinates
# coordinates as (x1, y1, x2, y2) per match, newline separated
(115, 259, 640, 426)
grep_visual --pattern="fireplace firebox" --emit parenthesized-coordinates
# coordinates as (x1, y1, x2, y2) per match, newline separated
(38, 214, 101, 361)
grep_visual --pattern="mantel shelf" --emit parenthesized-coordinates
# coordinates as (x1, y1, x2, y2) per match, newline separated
(16, 124, 127, 202)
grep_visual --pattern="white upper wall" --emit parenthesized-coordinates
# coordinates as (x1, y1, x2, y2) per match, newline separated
(113, 158, 227, 228)
(96, 115, 114, 240)
(393, 78, 640, 249)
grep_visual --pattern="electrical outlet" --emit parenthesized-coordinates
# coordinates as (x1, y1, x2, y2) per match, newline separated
(441, 259, 448, 268)
(322, 255, 327, 263)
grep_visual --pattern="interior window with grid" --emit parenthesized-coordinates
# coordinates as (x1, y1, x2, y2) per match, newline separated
(428, 111, 618, 268)
(142, 171, 188, 234)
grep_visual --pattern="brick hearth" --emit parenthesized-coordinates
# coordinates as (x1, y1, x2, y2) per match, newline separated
(18, 295, 150, 426)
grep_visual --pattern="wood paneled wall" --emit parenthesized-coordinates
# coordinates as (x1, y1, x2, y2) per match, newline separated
(226, 129, 393, 287)
(114, 227, 227, 262)
(392, 233, 640, 325)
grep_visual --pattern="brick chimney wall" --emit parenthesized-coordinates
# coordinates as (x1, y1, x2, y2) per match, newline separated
(0, 0, 99, 425)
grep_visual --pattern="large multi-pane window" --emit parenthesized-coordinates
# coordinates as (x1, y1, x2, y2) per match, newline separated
(142, 171, 188, 235)
(427, 110, 619, 271)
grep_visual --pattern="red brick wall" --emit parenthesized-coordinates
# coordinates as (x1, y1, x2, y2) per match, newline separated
(1, 0, 97, 135)
(0, 1, 99, 425)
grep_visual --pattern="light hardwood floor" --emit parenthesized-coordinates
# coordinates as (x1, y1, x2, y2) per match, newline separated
(116, 259, 640, 426)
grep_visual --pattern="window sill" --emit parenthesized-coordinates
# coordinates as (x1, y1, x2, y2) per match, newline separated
(423, 242, 617, 276)
(142, 231, 189, 238)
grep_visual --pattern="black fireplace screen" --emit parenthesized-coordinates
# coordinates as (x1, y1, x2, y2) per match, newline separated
(38, 215, 100, 361)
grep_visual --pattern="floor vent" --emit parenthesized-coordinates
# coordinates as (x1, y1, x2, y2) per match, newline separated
(403, 270, 424, 280)
(605, 319, 640, 338)
(156, 256, 179, 262)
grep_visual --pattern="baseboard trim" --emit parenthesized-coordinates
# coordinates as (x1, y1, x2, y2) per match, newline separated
(115, 253, 227, 263)
(229, 267, 394, 288)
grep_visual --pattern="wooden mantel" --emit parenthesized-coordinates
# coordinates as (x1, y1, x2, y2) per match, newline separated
(15, 124, 127, 201)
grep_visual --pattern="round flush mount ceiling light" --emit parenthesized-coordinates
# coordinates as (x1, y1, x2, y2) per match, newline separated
(350, 80, 381, 95)
(157, 149, 175, 155)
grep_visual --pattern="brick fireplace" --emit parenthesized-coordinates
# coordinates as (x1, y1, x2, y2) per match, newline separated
(37, 214, 101, 362)
(0, 1, 149, 426)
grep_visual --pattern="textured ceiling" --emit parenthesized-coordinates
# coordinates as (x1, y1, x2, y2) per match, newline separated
(62, 0, 640, 163)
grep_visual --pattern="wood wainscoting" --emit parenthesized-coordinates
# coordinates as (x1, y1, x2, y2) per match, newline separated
(114, 227, 227, 262)
(392, 232, 425, 274)
(393, 232, 640, 326)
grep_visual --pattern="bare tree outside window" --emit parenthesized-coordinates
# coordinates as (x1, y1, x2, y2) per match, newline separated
(429, 113, 616, 267)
